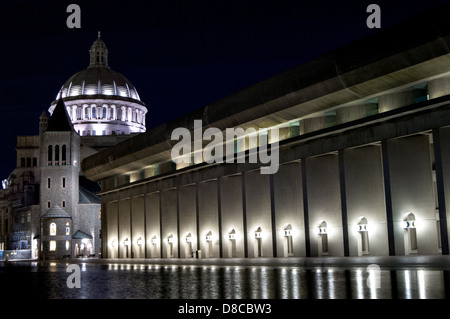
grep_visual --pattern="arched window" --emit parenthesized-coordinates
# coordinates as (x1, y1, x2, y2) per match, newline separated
(116, 108, 122, 121)
(77, 107, 82, 120)
(317, 221, 328, 256)
(92, 106, 97, 119)
(33, 158, 37, 167)
(102, 107, 107, 119)
(20, 158, 25, 167)
(357, 217, 370, 256)
(255, 227, 263, 257)
(403, 212, 418, 254)
(55, 145, 60, 165)
(61, 145, 67, 165)
(50, 222, 56, 236)
(26, 158, 31, 167)
(284, 224, 293, 257)
(48, 145, 53, 165)
(84, 107, 90, 119)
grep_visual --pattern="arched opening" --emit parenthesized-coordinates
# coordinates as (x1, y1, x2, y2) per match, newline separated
(167, 234, 174, 258)
(47, 145, 53, 165)
(185, 233, 193, 258)
(254, 227, 263, 257)
(54, 145, 59, 165)
(317, 221, 328, 256)
(228, 229, 236, 258)
(403, 213, 418, 255)
(49, 222, 56, 236)
(357, 217, 370, 256)
(61, 145, 67, 165)
(150, 236, 157, 258)
(205, 231, 213, 258)
(284, 224, 294, 257)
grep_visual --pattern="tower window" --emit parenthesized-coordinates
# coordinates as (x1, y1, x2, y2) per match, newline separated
(55, 145, 60, 165)
(48, 145, 53, 165)
(62, 201, 66, 208)
(47, 178, 51, 188)
(50, 223, 56, 236)
(62, 145, 67, 165)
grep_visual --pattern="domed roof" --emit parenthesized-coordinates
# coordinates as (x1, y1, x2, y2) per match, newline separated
(55, 32, 142, 103)
(55, 67, 141, 101)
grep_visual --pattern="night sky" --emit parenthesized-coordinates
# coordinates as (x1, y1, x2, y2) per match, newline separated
(0, 0, 447, 180)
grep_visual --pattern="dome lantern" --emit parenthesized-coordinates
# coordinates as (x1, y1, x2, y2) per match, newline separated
(89, 31, 109, 68)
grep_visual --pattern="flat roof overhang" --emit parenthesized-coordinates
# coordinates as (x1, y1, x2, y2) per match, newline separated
(81, 3, 450, 181)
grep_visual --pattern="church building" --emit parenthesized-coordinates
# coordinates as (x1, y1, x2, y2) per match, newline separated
(0, 33, 148, 260)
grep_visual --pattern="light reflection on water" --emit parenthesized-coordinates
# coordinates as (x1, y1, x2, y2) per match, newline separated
(1, 261, 449, 299)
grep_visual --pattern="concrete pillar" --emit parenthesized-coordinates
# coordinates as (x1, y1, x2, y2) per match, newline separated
(437, 127, 450, 253)
(160, 189, 178, 258)
(178, 185, 197, 258)
(145, 192, 160, 258)
(387, 135, 438, 255)
(273, 162, 305, 257)
(306, 154, 343, 257)
(220, 175, 245, 257)
(245, 170, 273, 257)
(118, 198, 131, 258)
(131, 196, 145, 258)
(106, 201, 118, 258)
(428, 76, 450, 99)
(378, 90, 414, 113)
(198, 180, 219, 258)
(343, 145, 389, 256)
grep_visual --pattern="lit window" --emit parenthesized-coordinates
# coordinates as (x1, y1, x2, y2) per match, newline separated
(50, 240, 56, 251)
(50, 223, 56, 236)
(65, 240, 70, 251)
(66, 225, 70, 236)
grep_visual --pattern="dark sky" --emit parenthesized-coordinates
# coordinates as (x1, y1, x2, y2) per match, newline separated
(0, 0, 447, 179)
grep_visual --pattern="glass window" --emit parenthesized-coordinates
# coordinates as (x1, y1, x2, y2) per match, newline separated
(50, 223, 56, 236)
(50, 241, 56, 251)
(65, 240, 70, 251)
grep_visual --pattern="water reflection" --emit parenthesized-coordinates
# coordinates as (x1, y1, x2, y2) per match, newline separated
(1, 261, 449, 299)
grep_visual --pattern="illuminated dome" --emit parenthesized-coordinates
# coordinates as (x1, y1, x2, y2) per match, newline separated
(55, 68, 141, 101)
(49, 32, 147, 136)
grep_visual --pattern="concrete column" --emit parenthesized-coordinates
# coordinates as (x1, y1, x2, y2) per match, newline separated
(178, 185, 197, 258)
(131, 196, 145, 258)
(378, 90, 414, 113)
(306, 154, 343, 257)
(428, 76, 450, 99)
(432, 128, 449, 255)
(106, 201, 118, 258)
(160, 189, 178, 258)
(221, 175, 245, 258)
(273, 162, 305, 257)
(118, 198, 131, 258)
(437, 127, 450, 254)
(145, 192, 160, 258)
(338, 150, 350, 256)
(301, 158, 311, 257)
(387, 135, 438, 255)
(245, 170, 272, 257)
(198, 180, 219, 258)
(344, 145, 389, 256)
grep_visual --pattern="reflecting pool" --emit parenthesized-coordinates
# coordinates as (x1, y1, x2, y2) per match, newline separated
(1, 260, 449, 299)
